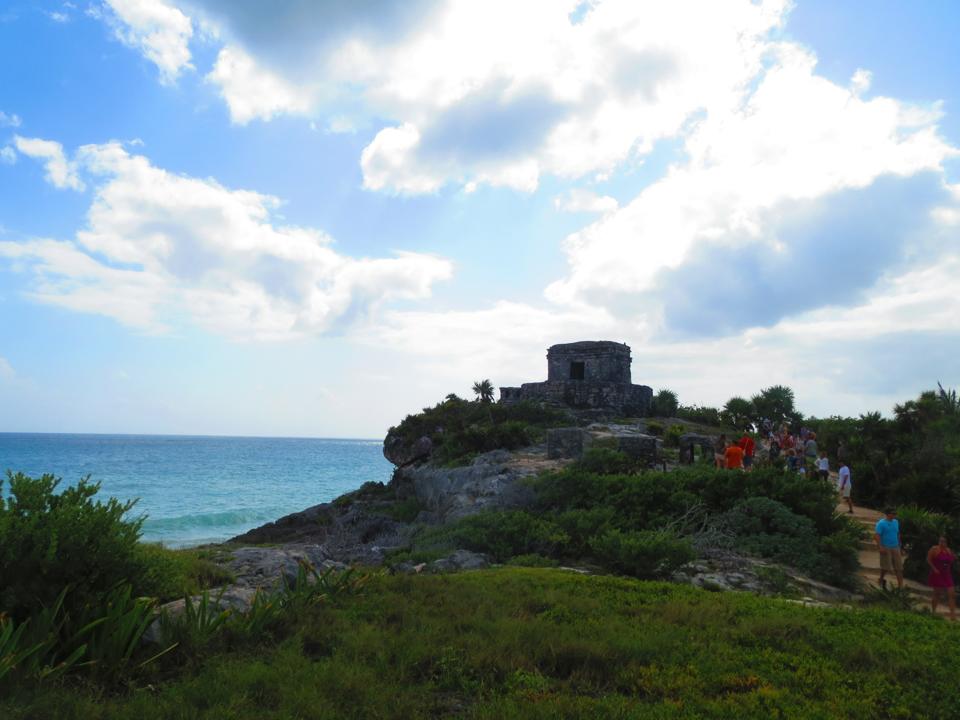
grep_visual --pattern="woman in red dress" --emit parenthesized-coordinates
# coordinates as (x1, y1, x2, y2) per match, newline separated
(927, 536, 956, 620)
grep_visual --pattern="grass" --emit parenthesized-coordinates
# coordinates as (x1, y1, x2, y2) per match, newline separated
(7, 567, 960, 719)
(134, 544, 235, 602)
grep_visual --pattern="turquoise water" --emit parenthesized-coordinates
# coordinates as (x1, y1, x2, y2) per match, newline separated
(0, 434, 393, 547)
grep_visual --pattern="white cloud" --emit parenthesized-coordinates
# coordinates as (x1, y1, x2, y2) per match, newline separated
(850, 68, 872, 96)
(186, 0, 789, 193)
(0, 110, 21, 127)
(0, 142, 453, 340)
(0, 146, 15, 165)
(48, 10, 70, 23)
(554, 189, 619, 214)
(0, 356, 14, 380)
(364, 300, 621, 386)
(545, 43, 957, 317)
(206, 45, 311, 124)
(102, 0, 193, 84)
(13, 136, 85, 190)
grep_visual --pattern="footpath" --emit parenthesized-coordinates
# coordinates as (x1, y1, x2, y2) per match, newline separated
(841, 500, 954, 618)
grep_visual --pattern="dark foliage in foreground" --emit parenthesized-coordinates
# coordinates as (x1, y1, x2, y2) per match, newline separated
(5, 569, 960, 719)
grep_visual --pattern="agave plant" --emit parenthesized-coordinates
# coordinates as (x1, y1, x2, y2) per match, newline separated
(78, 584, 177, 678)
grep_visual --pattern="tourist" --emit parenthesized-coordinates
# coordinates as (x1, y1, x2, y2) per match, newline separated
(838, 462, 853, 514)
(724, 439, 744, 470)
(769, 436, 781, 462)
(739, 433, 755, 471)
(782, 432, 796, 457)
(817, 451, 830, 482)
(927, 536, 957, 621)
(714, 433, 727, 469)
(804, 432, 818, 473)
(786, 448, 797, 471)
(875, 508, 904, 590)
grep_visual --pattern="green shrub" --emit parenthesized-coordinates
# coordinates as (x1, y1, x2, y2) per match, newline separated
(722, 497, 859, 587)
(897, 505, 957, 582)
(664, 424, 684, 448)
(590, 529, 694, 579)
(574, 448, 635, 475)
(645, 421, 664, 436)
(0, 472, 145, 620)
(412, 511, 569, 563)
(133, 544, 234, 602)
(388, 398, 569, 467)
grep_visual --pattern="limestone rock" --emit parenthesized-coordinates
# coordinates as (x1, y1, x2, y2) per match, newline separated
(397, 449, 537, 523)
(383, 432, 433, 467)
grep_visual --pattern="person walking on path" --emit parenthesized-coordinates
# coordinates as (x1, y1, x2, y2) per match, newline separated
(927, 536, 956, 621)
(837, 462, 853, 514)
(724, 440, 744, 470)
(875, 508, 904, 590)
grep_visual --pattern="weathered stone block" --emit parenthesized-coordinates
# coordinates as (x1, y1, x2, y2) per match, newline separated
(616, 434, 659, 466)
(547, 427, 593, 460)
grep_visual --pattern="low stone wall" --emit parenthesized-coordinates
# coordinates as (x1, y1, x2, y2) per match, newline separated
(500, 380, 652, 416)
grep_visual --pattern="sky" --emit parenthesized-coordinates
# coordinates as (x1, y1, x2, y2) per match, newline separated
(0, 0, 958, 438)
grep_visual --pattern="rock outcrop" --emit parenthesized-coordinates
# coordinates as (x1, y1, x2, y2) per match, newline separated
(383, 433, 433, 467)
(395, 449, 542, 523)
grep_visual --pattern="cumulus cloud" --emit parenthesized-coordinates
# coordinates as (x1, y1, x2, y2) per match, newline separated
(161, 0, 787, 194)
(554, 189, 619, 214)
(0, 146, 15, 165)
(0, 110, 21, 127)
(101, 0, 193, 84)
(206, 45, 312, 124)
(0, 142, 453, 340)
(14, 136, 85, 190)
(545, 43, 958, 333)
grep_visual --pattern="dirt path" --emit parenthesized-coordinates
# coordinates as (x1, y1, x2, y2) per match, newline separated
(840, 500, 955, 618)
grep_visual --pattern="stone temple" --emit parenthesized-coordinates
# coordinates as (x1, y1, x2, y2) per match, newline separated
(499, 341, 653, 416)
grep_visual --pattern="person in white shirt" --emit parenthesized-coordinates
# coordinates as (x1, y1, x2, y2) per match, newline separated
(838, 462, 853, 514)
(817, 452, 830, 482)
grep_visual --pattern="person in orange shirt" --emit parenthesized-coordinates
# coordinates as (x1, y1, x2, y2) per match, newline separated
(724, 440, 744, 470)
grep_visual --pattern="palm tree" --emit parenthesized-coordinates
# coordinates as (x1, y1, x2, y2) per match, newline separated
(472, 379, 495, 404)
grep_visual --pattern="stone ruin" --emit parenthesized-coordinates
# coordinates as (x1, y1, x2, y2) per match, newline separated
(499, 341, 653, 417)
(678, 433, 716, 465)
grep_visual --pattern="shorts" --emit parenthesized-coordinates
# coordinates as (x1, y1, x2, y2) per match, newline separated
(819, 470, 829, 481)
(840, 485, 851, 499)
(743, 455, 753, 468)
(879, 548, 903, 574)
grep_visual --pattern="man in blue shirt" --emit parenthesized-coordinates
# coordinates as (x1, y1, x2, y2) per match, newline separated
(875, 508, 903, 590)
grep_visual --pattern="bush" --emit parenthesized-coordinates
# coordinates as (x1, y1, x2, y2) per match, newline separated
(574, 448, 635, 475)
(133, 544, 234, 602)
(0, 472, 146, 620)
(897, 505, 958, 582)
(590, 529, 694, 579)
(388, 398, 569, 467)
(722, 497, 859, 587)
(645, 421, 664, 436)
(664, 424, 684, 448)
(413, 511, 570, 563)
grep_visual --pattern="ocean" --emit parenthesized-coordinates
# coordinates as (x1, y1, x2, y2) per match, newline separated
(0, 433, 393, 547)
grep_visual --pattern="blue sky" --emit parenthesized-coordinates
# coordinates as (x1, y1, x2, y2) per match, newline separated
(1, 0, 958, 438)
